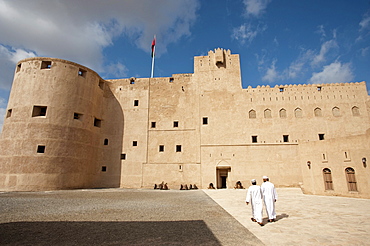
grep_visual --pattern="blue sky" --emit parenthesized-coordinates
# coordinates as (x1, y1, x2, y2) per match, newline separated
(0, 0, 369, 131)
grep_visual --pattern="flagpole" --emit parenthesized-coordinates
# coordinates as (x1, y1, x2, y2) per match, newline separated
(150, 35, 156, 78)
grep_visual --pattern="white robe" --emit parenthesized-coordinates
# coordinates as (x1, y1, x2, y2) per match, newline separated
(246, 185, 263, 223)
(261, 181, 278, 220)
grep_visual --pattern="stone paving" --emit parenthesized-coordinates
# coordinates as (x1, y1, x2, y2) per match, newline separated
(204, 188, 370, 246)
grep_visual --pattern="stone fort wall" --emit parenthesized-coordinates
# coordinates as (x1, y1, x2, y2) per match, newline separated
(0, 48, 369, 198)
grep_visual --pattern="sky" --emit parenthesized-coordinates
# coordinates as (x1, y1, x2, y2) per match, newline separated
(0, 0, 369, 131)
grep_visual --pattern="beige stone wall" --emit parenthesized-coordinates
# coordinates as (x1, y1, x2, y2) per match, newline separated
(0, 58, 122, 191)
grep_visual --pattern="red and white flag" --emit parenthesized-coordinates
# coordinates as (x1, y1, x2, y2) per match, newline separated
(151, 36, 156, 57)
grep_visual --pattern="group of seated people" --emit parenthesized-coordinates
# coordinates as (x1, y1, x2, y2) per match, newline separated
(207, 181, 244, 189)
(180, 184, 198, 190)
(154, 181, 169, 190)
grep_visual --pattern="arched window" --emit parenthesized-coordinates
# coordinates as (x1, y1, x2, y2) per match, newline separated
(249, 110, 256, 119)
(314, 107, 322, 117)
(294, 108, 302, 118)
(279, 108, 287, 118)
(352, 106, 360, 116)
(264, 109, 272, 118)
(332, 107, 341, 117)
(345, 167, 357, 191)
(322, 168, 333, 190)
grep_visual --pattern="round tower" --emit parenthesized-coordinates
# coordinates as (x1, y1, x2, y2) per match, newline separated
(0, 57, 119, 191)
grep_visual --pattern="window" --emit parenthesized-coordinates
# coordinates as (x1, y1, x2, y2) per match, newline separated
(121, 153, 126, 160)
(169, 77, 174, 82)
(37, 145, 45, 153)
(16, 63, 21, 73)
(134, 100, 139, 106)
(32, 106, 47, 117)
(294, 108, 302, 118)
(151, 122, 156, 128)
(345, 167, 357, 191)
(173, 121, 179, 127)
(352, 106, 360, 116)
(6, 109, 12, 118)
(323, 168, 333, 190)
(279, 88, 284, 92)
(283, 135, 289, 143)
(252, 135, 258, 143)
(264, 109, 272, 118)
(130, 78, 135, 84)
(332, 107, 341, 117)
(202, 117, 208, 125)
(94, 118, 102, 128)
(279, 108, 287, 118)
(249, 110, 256, 119)
(78, 68, 86, 77)
(133, 141, 137, 146)
(41, 61, 52, 69)
(74, 113, 83, 120)
(318, 134, 325, 140)
(104, 139, 109, 145)
(317, 86, 322, 91)
(314, 108, 322, 117)
(159, 145, 164, 152)
(176, 145, 182, 152)
(102, 166, 107, 172)
(98, 80, 104, 90)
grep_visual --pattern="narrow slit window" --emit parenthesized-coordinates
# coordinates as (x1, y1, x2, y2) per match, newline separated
(6, 109, 12, 118)
(94, 118, 102, 128)
(41, 61, 52, 69)
(32, 106, 47, 117)
(176, 145, 182, 152)
(151, 122, 156, 128)
(37, 145, 45, 153)
(203, 117, 208, 125)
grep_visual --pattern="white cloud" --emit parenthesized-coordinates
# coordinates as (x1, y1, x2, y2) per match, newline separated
(105, 62, 129, 78)
(0, 0, 200, 86)
(359, 15, 370, 32)
(243, 0, 271, 17)
(360, 46, 369, 57)
(0, 96, 6, 133)
(232, 23, 266, 44)
(262, 59, 278, 82)
(311, 39, 338, 66)
(309, 62, 354, 84)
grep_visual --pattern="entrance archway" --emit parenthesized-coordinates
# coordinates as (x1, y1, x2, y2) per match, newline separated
(216, 160, 231, 189)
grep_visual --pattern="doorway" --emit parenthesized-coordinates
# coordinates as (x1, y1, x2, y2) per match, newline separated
(217, 168, 230, 189)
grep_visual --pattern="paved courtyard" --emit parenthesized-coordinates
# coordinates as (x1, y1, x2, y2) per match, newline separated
(1, 188, 369, 245)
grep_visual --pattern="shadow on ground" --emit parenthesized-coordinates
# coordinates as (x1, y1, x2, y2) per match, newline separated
(0, 220, 221, 246)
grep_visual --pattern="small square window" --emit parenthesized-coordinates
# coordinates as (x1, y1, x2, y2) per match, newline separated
(37, 145, 45, 153)
(203, 117, 208, 125)
(78, 68, 86, 77)
(173, 121, 179, 127)
(279, 88, 284, 92)
(6, 109, 12, 118)
(121, 153, 126, 160)
(74, 112, 83, 120)
(159, 145, 164, 152)
(133, 141, 137, 146)
(104, 139, 109, 145)
(130, 78, 135, 84)
(252, 136, 258, 143)
(41, 61, 52, 69)
(169, 77, 174, 83)
(176, 145, 182, 152)
(32, 106, 47, 117)
(102, 166, 107, 172)
(151, 122, 156, 128)
(134, 100, 139, 107)
(317, 86, 322, 91)
(283, 135, 289, 142)
(94, 118, 102, 128)
(319, 134, 325, 140)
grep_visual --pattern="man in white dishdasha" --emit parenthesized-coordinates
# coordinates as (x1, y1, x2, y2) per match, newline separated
(246, 179, 263, 226)
(261, 176, 278, 222)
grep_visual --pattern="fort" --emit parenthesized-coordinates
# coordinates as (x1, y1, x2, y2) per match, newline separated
(0, 48, 369, 198)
